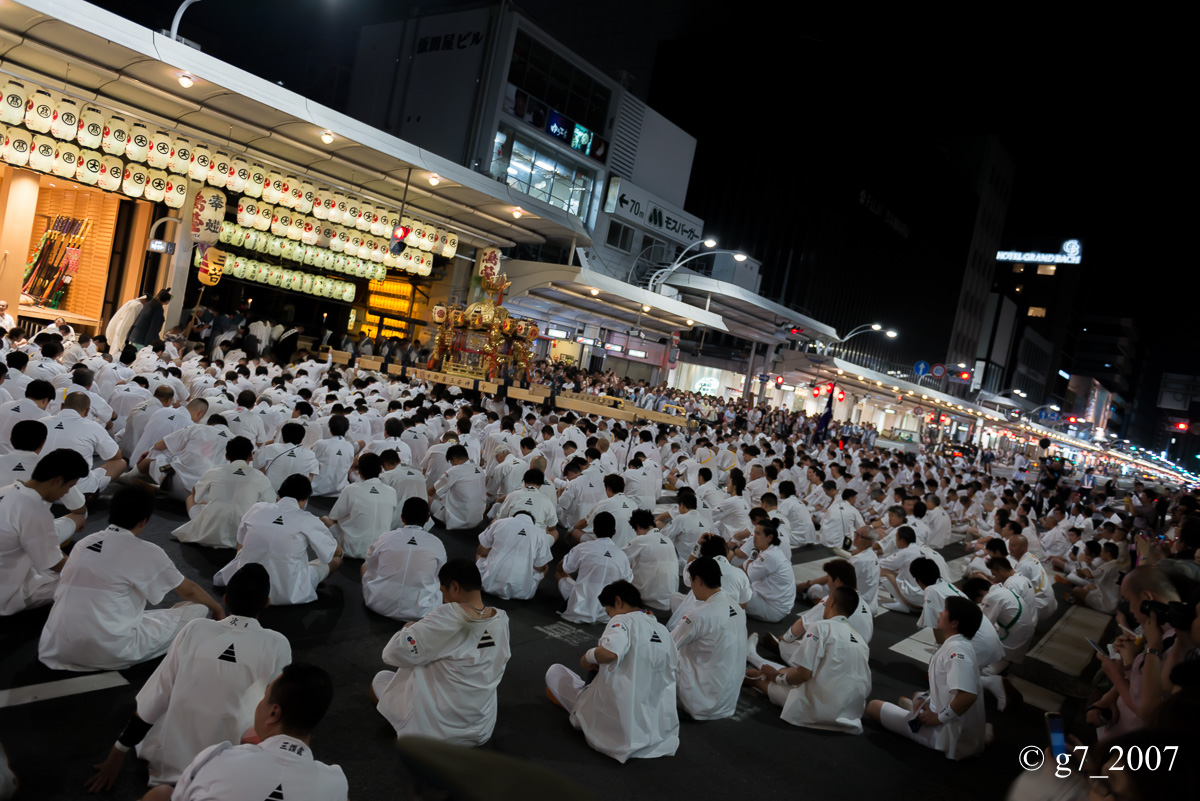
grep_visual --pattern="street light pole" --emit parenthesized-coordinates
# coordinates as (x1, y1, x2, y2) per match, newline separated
(170, 0, 204, 41)
(646, 248, 748, 294)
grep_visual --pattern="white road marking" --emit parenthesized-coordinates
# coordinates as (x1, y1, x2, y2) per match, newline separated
(0, 672, 129, 708)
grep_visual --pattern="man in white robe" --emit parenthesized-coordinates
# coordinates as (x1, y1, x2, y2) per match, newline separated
(253, 422, 321, 492)
(371, 559, 511, 745)
(320, 452, 396, 558)
(556, 512, 633, 624)
(361, 497, 447, 621)
(671, 557, 747, 720)
(475, 511, 553, 600)
(624, 508, 678, 612)
(428, 444, 485, 530)
(172, 436, 275, 548)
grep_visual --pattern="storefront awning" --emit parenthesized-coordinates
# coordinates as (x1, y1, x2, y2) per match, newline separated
(0, 0, 590, 250)
(502, 260, 725, 338)
(660, 271, 838, 345)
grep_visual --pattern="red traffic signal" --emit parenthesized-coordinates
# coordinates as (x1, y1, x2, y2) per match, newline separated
(958, 371, 971, 381)
(775, 375, 783, 386)
(389, 222, 412, 255)
(788, 326, 804, 335)
(1175, 421, 1189, 431)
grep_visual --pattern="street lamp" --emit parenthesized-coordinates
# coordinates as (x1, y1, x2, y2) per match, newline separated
(170, 0, 205, 42)
(646, 246, 749, 293)
(817, 323, 898, 357)
(626, 238, 716, 283)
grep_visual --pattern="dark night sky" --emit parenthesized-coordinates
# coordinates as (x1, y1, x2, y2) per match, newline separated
(89, 1, 1194, 339)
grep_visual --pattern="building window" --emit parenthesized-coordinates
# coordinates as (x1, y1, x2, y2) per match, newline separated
(1012, 264, 1025, 273)
(1036, 264, 1056, 275)
(1028, 306, 1047, 318)
(508, 31, 610, 133)
(489, 126, 594, 220)
(1014, 285, 1023, 293)
(605, 220, 635, 252)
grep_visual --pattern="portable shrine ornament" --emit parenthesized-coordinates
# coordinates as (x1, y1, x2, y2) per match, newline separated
(244, 163, 266, 198)
(51, 142, 79, 178)
(50, 98, 79, 141)
(101, 115, 129, 155)
(147, 130, 172, 169)
(24, 89, 54, 133)
(3, 127, 31, 166)
(191, 186, 227, 245)
(188, 143, 211, 181)
(75, 149, 103, 185)
(98, 154, 124, 191)
(77, 107, 104, 149)
(0, 81, 27, 126)
(125, 123, 150, 162)
(122, 161, 149, 198)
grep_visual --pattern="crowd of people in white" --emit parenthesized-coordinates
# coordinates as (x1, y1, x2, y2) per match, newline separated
(1, 320, 1198, 801)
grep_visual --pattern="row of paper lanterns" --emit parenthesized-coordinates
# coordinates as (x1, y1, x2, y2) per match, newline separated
(216, 219, 433, 278)
(193, 247, 357, 300)
(1, 81, 461, 253)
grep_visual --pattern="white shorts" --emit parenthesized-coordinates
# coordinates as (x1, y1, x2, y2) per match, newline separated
(545, 664, 586, 714)
(878, 700, 940, 751)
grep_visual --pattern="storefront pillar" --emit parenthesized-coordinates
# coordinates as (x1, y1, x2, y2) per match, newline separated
(163, 180, 201, 329)
(0, 168, 41, 314)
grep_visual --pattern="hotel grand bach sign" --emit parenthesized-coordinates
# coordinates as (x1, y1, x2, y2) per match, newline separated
(995, 239, 1083, 265)
(603, 177, 704, 247)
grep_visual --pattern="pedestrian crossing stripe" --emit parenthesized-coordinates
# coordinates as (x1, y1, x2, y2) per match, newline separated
(233, 468, 246, 476)
(407, 537, 419, 545)
(649, 632, 662, 643)
(272, 516, 285, 525)
(477, 630, 496, 649)
(265, 784, 285, 801)
(729, 606, 738, 617)
(218, 643, 237, 663)
(368, 487, 380, 494)
(86, 540, 104, 553)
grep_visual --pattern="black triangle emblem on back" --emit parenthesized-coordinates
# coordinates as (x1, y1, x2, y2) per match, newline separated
(286, 451, 296, 457)
(369, 486, 379, 494)
(265, 784, 284, 801)
(729, 605, 738, 617)
(53, 422, 65, 430)
(86, 540, 103, 553)
(477, 630, 496, 649)
(233, 468, 246, 476)
(12, 462, 26, 472)
(407, 537, 419, 545)
(218, 643, 237, 663)
(603, 550, 612, 558)
(336, 450, 343, 456)
(649, 632, 662, 643)
(272, 516, 285, 525)
(167, 415, 175, 421)
(516, 528, 527, 536)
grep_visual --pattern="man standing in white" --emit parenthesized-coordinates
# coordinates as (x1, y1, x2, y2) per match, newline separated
(556, 512, 633, 624)
(361, 497, 448, 621)
(545, 580, 680, 763)
(746, 587, 872, 733)
(39, 487, 224, 671)
(475, 510, 553, 600)
(428, 444, 485, 530)
(84, 564, 291, 791)
(320, 452, 396, 559)
(172, 436, 275, 549)
(371, 560, 511, 746)
(214, 475, 342, 606)
(670, 557, 747, 721)
(143, 663, 348, 801)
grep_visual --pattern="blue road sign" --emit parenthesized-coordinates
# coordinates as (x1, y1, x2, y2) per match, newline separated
(1037, 410, 1061, 423)
(914, 360, 930, 377)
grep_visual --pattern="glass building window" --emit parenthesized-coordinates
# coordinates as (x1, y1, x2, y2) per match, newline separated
(508, 31, 609, 133)
(1036, 264, 1057, 275)
(1028, 306, 1047, 317)
(490, 126, 594, 220)
(606, 220, 635, 252)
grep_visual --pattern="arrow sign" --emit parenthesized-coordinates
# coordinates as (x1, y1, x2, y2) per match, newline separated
(929, 363, 946, 379)
(913, 360, 930, 377)
(619, 193, 629, 208)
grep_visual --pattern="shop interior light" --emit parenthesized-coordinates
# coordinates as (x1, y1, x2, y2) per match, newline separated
(512, 208, 524, 218)
(642, 304, 651, 312)
(957, 362, 966, 368)
(428, 173, 441, 186)
(589, 288, 599, 296)
(685, 319, 694, 326)
(178, 72, 194, 88)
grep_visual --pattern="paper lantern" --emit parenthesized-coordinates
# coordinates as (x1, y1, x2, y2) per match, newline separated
(288, 176, 304, 210)
(77, 107, 104, 149)
(101, 115, 129, 155)
(122, 161, 148, 197)
(75, 149, 102, 185)
(312, 186, 330, 220)
(244, 162, 266, 198)
(354, 257, 370, 278)
(318, 251, 334, 270)
(196, 244, 227, 286)
(434, 228, 448, 254)
(317, 224, 334, 249)
(24, 89, 54, 133)
(355, 202, 373, 232)
(227, 223, 246, 249)
(329, 192, 347, 224)
(188, 143, 211, 181)
(236, 197, 258, 227)
(231, 255, 248, 279)
(368, 237, 384, 263)
(280, 241, 298, 261)
(300, 274, 314, 294)
(51, 142, 79, 177)
(302, 245, 316, 265)
(271, 207, 291, 237)
(168, 137, 191, 174)
(274, 174, 292, 208)
(125, 123, 150, 162)
(301, 217, 319, 246)
(191, 186, 226, 244)
(254, 262, 270, 282)
(406, 218, 423, 247)
(342, 283, 356, 302)
(267, 266, 283, 286)
(287, 214, 304, 242)
(98, 154, 124, 191)
(50, 98, 79, 141)
(1, 81, 27, 126)
(320, 279, 335, 298)
(422, 222, 439, 252)
(254, 203, 273, 232)
(262, 170, 282, 204)
(293, 180, 313, 214)
(218, 220, 235, 245)
(346, 197, 362, 228)
(371, 208, 390, 237)
(347, 230, 363, 256)
(3, 126, 31, 166)
(242, 229, 260, 251)
(143, 169, 168, 202)
(383, 248, 397, 269)
(329, 254, 343, 273)
(313, 276, 326, 296)
(416, 259, 432, 278)
(147, 130, 172, 168)
(228, 156, 249, 193)
(398, 247, 414, 272)
(289, 271, 304, 292)
(29, 135, 56, 172)
(266, 235, 283, 257)
(208, 150, 231, 187)
(330, 226, 349, 253)
(165, 178, 190, 209)
(441, 230, 458, 259)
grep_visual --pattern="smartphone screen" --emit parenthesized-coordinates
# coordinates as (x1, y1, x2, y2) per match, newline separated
(1086, 638, 1107, 657)
(1045, 712, 1068, 762)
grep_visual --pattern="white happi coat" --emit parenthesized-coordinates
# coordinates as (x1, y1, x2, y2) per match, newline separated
(560, 537, 633, 624)
(376, 604, 511, 745)
(214, 499, 337, 605)
(136, 615, 291, 784)
(571, 610, 679, 763)
(432, 461, 486, 529)
(327, 477, 397, 558)
(777, 615, 871, 733)
(671, 589, 747, 720)
(476, 516, 553, 600)
(624, 529, 679, 611)
(172, 461, 275, 548)
(362, 526, 448, 621)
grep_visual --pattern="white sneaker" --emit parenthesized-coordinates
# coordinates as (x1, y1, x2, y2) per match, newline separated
(746, 633, 760, 667)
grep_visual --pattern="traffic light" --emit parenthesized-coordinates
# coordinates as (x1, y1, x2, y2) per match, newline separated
(788, 326, 804, 335)
(775, 375, 783, 387)
(1175, 421, 1189, 431)
(958, 371, 971, 381)
(1067, 416, 1078, 424)
(389, 221, 412, 255)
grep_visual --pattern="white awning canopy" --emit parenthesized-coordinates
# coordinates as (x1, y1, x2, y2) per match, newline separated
(0, 0, 591, 250)
(661, 271, 839, 345)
